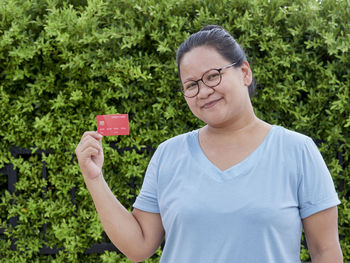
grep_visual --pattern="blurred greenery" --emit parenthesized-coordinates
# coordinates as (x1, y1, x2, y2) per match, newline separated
(0, 0, 349, 262)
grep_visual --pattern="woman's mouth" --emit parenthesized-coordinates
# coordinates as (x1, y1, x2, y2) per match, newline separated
(201, 98, 223, 109)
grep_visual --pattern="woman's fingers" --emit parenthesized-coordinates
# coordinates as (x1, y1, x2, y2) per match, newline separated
(77, 132, 102, 153)
(78, 136, 101, 151)
(75, 131, 104, 180)
(81, 145, 99, 157)
(82, 131, 103, 141)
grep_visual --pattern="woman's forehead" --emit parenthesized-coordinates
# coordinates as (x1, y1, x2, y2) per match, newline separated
(179, 46, 228, 79)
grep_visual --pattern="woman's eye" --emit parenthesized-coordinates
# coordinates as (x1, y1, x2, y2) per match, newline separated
(185, 82, 197, 90)
(207, 73, 219, 81)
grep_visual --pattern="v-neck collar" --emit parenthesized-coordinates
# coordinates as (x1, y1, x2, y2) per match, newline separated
(190, 126, 277, 182)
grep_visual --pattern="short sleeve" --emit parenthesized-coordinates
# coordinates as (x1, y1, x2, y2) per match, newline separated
(133, 147, 161, 213)
(298, 137, 340, 219)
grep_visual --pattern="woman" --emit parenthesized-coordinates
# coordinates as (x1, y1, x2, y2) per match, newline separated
(75, 25, 343, 262)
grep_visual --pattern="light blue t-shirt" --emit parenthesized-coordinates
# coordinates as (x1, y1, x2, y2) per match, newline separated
(133, 126, 340, 263)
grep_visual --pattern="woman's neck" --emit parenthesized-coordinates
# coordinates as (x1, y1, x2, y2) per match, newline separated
(201, 114, 271, 145)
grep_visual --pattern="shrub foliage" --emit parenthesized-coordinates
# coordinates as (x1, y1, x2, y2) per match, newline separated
(0, 0, 349, 262)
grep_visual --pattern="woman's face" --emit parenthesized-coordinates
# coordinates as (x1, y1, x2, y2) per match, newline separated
(179, 45, 252, 128)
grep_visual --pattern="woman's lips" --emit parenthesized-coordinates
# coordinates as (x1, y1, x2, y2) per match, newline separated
(201, 98, 223, 109)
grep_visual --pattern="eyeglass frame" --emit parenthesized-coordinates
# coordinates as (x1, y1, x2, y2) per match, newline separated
(179, 62, 237, 98)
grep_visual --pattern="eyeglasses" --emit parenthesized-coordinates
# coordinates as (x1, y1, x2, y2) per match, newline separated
(180, 62, 237, 98)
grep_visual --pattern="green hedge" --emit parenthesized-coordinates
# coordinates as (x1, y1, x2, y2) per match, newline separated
(0, 0, 349, 262)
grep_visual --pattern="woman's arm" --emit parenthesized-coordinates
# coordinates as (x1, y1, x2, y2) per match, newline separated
(76, 131, 164, 262)
(302, 206, 343, 263)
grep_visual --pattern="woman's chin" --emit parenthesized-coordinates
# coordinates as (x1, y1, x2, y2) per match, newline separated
(201, 118, 230, 129)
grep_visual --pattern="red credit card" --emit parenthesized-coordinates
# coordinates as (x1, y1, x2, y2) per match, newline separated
(96, 114, 129, 136)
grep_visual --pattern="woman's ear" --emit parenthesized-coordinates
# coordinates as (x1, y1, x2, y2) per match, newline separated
(240, 61, 253, 87)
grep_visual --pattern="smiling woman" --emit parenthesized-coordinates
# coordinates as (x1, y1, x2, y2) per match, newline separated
(177, 25, 256, 98)
(76, 25, 343, 263)
(178, 45, 254, 131)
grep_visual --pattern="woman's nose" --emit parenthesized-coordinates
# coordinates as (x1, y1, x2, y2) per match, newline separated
(197, 81, 215, 98)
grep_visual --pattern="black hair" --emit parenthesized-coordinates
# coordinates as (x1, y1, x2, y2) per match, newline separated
(176, 25, 256, 97)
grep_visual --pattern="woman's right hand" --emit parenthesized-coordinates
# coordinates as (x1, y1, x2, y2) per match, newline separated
(75, 131, 165, 262)
(75, 131, 104, 180)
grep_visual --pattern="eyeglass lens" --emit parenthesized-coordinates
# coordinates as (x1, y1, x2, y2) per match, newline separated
(183, 69, 221, 97)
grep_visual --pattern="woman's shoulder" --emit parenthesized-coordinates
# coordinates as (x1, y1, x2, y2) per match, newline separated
(153, 130, 198, 154)
(271, 125, 315, 149)
(150, 129, 199, 162)
(268, 126, 321, 168)
(273, 125, 311, 140)
(158, 129, 198, 149)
